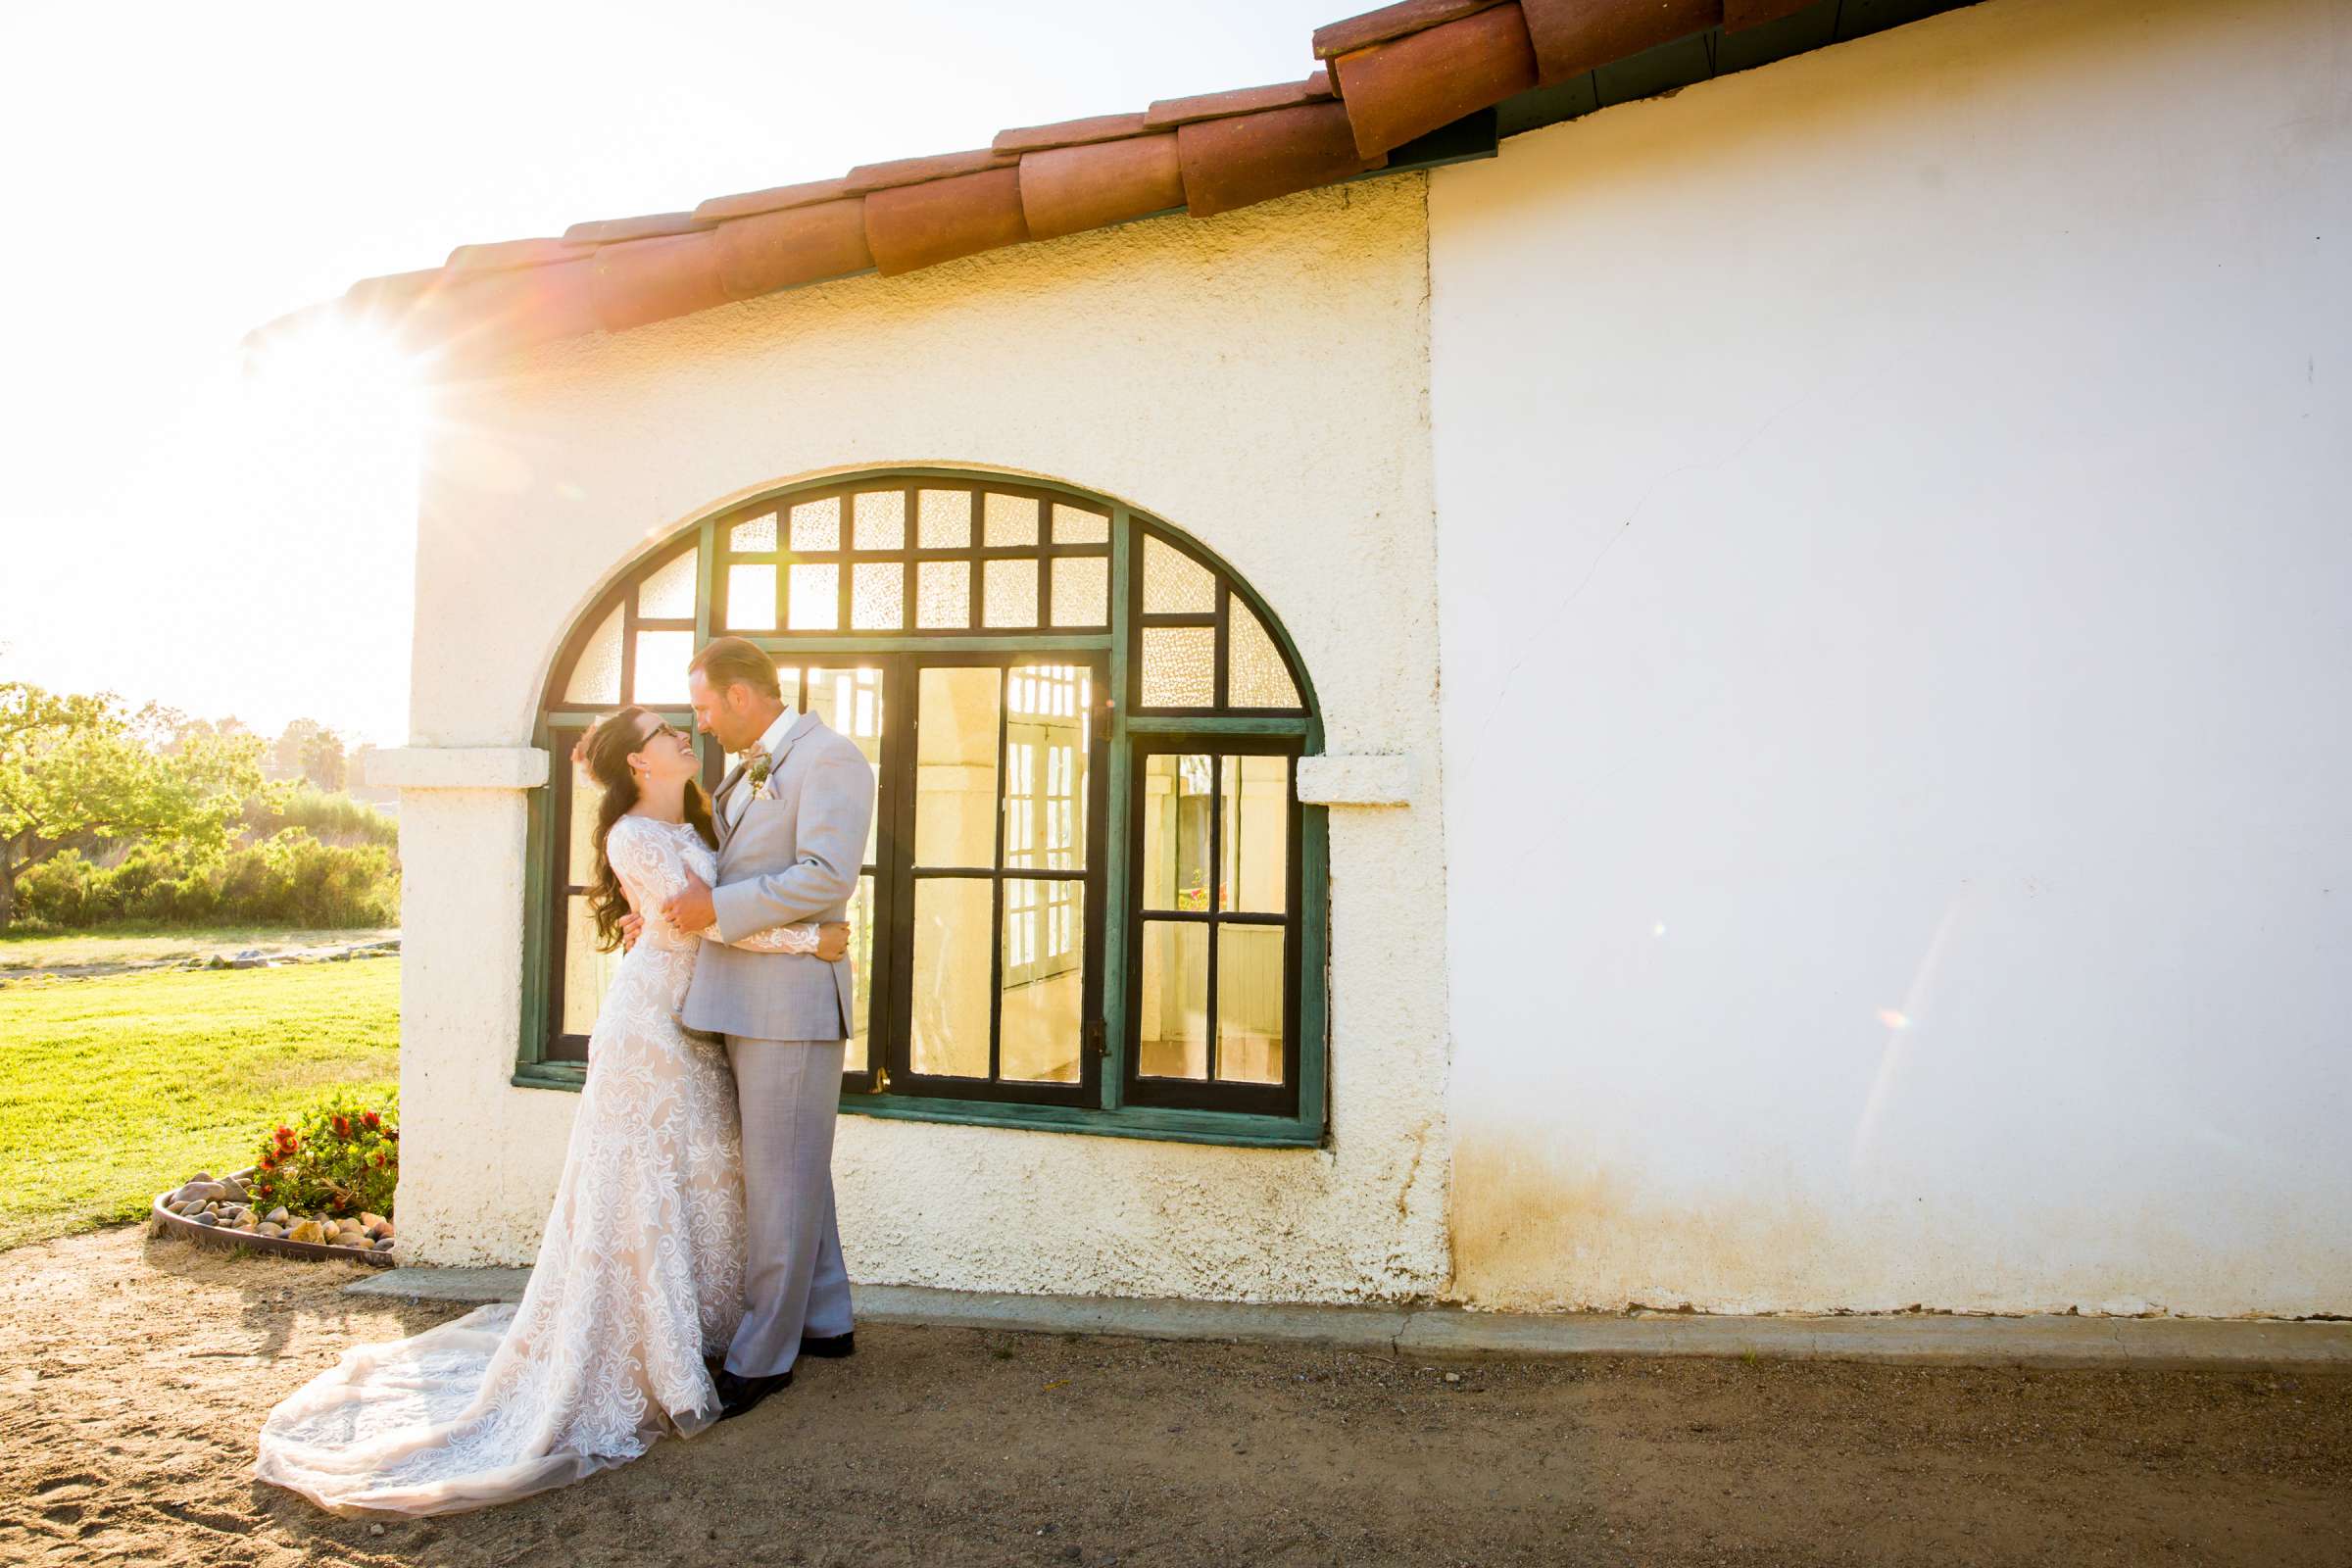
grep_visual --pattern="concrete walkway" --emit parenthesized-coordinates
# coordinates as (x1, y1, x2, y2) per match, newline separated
(346, 1268, 2352, 1372)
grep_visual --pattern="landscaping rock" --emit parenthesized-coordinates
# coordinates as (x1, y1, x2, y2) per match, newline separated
(372, 1238, 397, 1252)
(266, 1207, 290, 1226)
(359, 1212, 386, 1231)
(194, 1213, 219, 1227)
(256, 1223, 283, 1238)
(173, 1181, 229, 1204)
(287, 1221, 325, 1245)
(220, 1178, 249, 1202)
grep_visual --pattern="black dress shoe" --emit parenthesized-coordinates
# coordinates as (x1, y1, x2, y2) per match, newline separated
(801, 1331, 856, 1359)
(713, 1366, 791, 1421)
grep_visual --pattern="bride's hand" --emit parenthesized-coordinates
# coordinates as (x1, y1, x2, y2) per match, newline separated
(617, 911, 645, 952)
(814, 922, 852, 962)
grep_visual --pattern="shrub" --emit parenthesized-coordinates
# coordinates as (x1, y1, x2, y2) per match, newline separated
(13, 829, 399, 929)
(243, 787, 399, 850)
(248, 1087, 400, 1219)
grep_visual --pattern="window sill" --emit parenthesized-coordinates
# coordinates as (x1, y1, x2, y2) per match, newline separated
(510, 1063, 1322, 1149)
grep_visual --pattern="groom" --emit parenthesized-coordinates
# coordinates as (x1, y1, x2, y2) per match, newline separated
(663, 636, 876, 1420)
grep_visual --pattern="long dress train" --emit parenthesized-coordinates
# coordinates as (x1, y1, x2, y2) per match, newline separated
(255, 814, 810, 1514)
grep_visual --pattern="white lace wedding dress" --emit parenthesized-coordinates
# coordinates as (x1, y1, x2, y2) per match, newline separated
(256, 814, 816, 1515)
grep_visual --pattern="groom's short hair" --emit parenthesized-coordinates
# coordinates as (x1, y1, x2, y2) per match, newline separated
(688, 637, 782, 699)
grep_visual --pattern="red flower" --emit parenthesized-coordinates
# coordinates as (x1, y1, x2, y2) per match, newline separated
(386, 1128, 399, 1143)
(362, 1111, 381, 1131)
(332, 1115, 350, 1138)
(370, 1153, 385, 1168)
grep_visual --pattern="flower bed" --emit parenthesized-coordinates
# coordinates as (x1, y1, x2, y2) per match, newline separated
(149, 1166, 395, 1265)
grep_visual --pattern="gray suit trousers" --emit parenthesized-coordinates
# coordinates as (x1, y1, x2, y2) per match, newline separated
(723, 1036, 853, 1378)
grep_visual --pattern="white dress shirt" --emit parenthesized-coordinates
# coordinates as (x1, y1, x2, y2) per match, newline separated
(724, 708, 798, 830)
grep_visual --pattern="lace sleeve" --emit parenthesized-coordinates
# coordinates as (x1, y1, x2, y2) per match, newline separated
(723, 921, 825, 954)
(603, 816, 688, 916)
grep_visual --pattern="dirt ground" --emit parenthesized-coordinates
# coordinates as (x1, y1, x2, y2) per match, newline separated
(3, 1227, 2347, 1568)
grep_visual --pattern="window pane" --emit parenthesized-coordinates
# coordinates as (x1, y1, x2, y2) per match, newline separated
(914, 666, 1000, 868)
(789, 496, 841, 552)
(730, 514, 777, 553)
(726, 564, 777, 630)
(1137, 919, 1208, 1080)
(852, 490, 906, 551)
(1142, 535, 1215, 614)
(802, 667, 884, 860)
(1001, 880, 1082, 1084)
(983, 492, 1039, 547)
(1227, 599, 1300, 709)
(1052, 504, 1109, 544)
(565, 754, 604, 885)
(1215, 925, 1285, 1085)
(916, 560, 970, 628)
(1140, 626, 1214, 707)
(563, 604, 623, 704)
(638, 548, 698, 619)
(845, 873, 876, 1073)
(851, 562, 904, 629)
(917, 488, 971, 548)
(562, 895, 624, 1038)
(1050, 556, 1108, 627)
(788, 564, 839, 630)
(908, 877, 993, 1078)
(765, 664, 804, 715)
(1141, 753, 1213, 910)
(1005, 665, 1090, 873)
(1219, 755, 1289, 914)
(982, 558, 1040, 628)
(633, 630, 693, 705)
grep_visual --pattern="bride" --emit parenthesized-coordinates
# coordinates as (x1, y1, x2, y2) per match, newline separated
(256, 707, 847, 1515)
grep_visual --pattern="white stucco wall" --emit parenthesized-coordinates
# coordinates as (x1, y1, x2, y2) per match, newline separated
(1431, 0, 2352, 1314)
(399, 175, 1455, 1299)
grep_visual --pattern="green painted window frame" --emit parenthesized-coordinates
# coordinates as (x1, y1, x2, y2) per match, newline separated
(516, 468, 1328, 1148)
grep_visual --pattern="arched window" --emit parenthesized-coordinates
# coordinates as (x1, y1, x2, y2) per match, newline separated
(521, 470, 1328, 1144)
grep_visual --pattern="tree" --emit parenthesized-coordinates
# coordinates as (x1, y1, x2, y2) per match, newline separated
(301, 726, 348, 793)
(271, 718, 325, 783)
(0, 682, 265, 932)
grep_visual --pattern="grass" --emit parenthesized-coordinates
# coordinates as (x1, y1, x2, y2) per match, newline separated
(0, 924, 398, 971)
(0, 961, 399, 1250)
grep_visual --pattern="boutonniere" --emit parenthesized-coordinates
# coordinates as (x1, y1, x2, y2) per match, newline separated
(746, 756, 772, 796)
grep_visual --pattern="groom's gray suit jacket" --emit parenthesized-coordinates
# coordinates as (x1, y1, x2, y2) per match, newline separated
(682, 711, 875, 1043)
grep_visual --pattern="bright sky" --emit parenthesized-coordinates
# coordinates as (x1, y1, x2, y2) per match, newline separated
(0, 0, 1337, 747)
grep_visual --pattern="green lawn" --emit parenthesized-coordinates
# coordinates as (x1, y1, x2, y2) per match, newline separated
(0, 924, 399, 971)
(0, 961, 399, 1250)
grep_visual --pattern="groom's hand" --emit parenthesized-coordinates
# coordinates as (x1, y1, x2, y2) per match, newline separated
(664, 871, 717, 935)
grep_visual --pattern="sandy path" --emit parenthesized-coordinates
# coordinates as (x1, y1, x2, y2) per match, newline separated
(3, 1226, 2347, 1567)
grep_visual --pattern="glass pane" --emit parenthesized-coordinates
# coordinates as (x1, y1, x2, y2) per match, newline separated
(1140, 626, 1214, 707)
(798, 666, 884, 860)
(914, 665, 1000, 868)
(845, 873, 876, 1073)
(852, 490, 906, 551)
(633, 630, 694, 705)
(1227, 600, 1300, 709)
(766, 664, 804, 716)
(917, 488, 971, 548)
(789, 496, 841, 552)
(1219, 755, 1289, 914)
(726, 564, 777, 630)
(1050, 556, 1108, 627)
(982, 558, 1039, 628)
(916, 560, 970, 628)
(637, 548, 698, 620)
(983, 492, 1039, 547)
(1137, 919, 1207, 1080)
(1052, 504, 1109, 544)
(1142, 535, 1215, 614)
(908, 877, 992, 1078)
(1005, 665, 1090, 872)
(562, 894, 624, 1037)
(788, 564, 839, 630)
(1215, 925, 1286, 1085)
(851, 562, 904, 629)
(1141, 753, 1213, 910)
(563, 604, 623, 705)
(1001, 880, 1083, 1084)
(730, 514, 777, 554)
(565, 754, 604, 885)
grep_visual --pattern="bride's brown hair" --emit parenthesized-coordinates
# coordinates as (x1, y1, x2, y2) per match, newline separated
(574, 706, 718, 952)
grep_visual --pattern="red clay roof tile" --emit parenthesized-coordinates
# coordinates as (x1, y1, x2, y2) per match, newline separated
(590, 231, 731, 332)
(1312, 0, 1510, 60)
(562, 211, 717, 245)
(1018, 133, 1186, 241)
(1145, 72, 1335, 130)
(863, 166, 1029, 275)
(992, 112, 1157, 156)
(843, 147, 1019, 195)
(1177, 100, 1381, 220)
(1520, 0, 1719, 85)
(693, 176, 858, 223)
(1335, 3, 1538, 159)
(444, 237, 593, 273)
(1723, 0, 1811, 28)
(711, 199, 874, 298)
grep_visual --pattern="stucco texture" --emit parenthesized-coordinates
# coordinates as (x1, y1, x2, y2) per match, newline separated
(1430, 0, 2352, 1314)
(399, 175, 1454, 1301)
